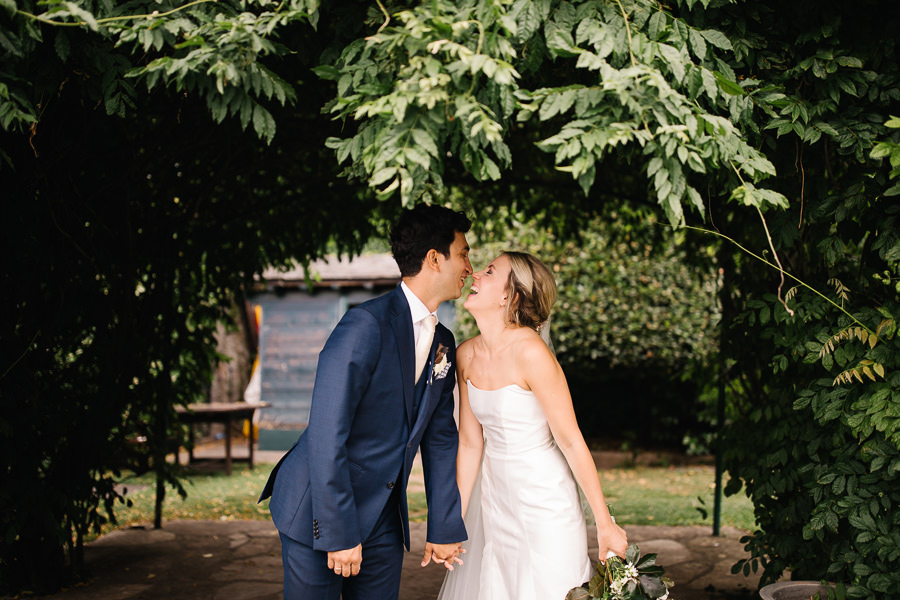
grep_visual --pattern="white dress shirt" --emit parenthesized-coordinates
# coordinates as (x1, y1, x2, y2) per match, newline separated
(400, 281, 439, 346)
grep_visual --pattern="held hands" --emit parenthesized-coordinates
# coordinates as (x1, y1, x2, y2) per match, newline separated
(596, 522, 628, 563)
(327, 544, 362, 578)
(421, 542, 465, 571)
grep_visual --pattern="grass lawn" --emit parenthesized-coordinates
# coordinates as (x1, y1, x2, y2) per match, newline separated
(597, 465, 755, 530)
(97, 462, 755, 541)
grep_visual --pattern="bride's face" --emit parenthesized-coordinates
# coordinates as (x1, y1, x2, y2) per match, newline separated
(464, 254, 511, 314)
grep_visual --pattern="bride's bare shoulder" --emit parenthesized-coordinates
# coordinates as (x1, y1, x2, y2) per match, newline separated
(455, 337, 482, 380)
(456, 335, 480, 362)
(514, 328, 554, 363)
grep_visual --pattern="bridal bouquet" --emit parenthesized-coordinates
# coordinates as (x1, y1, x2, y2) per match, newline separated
(566, 544, 674, 600)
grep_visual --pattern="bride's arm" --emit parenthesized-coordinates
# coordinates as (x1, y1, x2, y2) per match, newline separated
(455, 340, 483, 518)
(521, 336, 628, 560)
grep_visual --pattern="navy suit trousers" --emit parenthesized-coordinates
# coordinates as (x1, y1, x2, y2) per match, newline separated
(280, 492, 404, 600)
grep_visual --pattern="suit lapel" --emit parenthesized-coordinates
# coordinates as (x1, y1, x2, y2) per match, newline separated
(411, 328, 449, 435)
(390, 287, 417, 427)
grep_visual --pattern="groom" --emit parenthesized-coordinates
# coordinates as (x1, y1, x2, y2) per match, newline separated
(260, 204, 472, 599)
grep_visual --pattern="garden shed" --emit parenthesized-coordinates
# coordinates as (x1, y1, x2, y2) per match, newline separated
(248, 254, 400, 450)
(248, 254, 460, 451)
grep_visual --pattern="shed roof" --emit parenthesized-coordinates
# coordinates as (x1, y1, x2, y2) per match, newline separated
(257, 254, 400, 290)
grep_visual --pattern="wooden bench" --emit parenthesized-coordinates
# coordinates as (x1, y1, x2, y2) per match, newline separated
(175, 402, 270, 475)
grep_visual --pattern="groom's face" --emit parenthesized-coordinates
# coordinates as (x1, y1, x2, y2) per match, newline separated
(434, 231, 472, 301)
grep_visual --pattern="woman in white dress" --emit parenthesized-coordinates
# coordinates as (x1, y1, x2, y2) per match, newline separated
(437, 251, 628, 600)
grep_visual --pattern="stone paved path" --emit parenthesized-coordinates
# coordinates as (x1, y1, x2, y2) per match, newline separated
(38, 520, 760, 600)
(31, 443, 763, 600)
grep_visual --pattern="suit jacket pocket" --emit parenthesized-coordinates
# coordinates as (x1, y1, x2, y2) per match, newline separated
(348, 459, 365, 483)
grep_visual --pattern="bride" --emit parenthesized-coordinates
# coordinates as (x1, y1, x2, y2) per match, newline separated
(437, 251, 628, 600)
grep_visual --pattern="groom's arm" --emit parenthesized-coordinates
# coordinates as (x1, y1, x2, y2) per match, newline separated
(307, 308, 380, 552)
(419, 344, 468, 548)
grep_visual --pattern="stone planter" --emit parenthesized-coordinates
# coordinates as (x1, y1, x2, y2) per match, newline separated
(759, 581, 834, 600)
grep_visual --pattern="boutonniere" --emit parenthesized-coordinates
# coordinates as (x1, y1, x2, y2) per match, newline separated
(431, 343, 451, 384)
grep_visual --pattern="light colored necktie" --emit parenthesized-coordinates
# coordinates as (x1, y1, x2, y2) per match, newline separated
(414, 314, 438, 382)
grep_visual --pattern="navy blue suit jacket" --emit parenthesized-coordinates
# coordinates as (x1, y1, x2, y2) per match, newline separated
(260, 286, 467, 552)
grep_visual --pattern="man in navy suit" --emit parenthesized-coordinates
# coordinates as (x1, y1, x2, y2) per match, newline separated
(260, 204, 472, 599)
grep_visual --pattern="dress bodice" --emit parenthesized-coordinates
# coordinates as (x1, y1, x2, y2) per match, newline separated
(466, 380, 556, 457)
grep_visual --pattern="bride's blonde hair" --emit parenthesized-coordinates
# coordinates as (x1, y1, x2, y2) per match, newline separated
(502, 252, 557, 331)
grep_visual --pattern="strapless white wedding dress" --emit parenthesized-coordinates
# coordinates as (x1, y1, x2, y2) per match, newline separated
(437, 381, 592, 600)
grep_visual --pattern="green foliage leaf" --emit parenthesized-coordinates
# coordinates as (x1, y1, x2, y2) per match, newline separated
(546, 26, 579, 57)
(640, 574, 667, 597)
(648, 10, 666, 40)
(714, 71, 744, 96)
(64, 2, 99, 31)
(312, 65, 342, 81)
(688, 28, 707, 59)
(54, 31, 71, 62)
(700, 28, 733, 51)
(251, 104, 276, 144)
(565, 587, 592, 600)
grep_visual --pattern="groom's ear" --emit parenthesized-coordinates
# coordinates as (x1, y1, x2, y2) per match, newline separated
(424, 248, 441, 271)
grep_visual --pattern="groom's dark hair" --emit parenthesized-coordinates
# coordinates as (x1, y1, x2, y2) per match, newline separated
(390, 204, 471, 277)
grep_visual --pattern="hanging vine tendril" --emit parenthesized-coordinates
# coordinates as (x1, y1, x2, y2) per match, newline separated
(17, 0, 217, 28)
